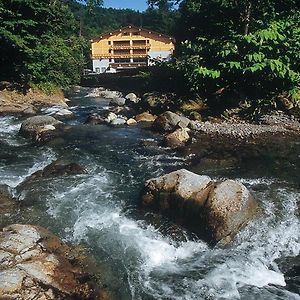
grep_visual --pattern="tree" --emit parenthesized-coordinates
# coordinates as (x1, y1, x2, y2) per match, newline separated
(173, 0, 300, 113)
(0, 0, 85, 87)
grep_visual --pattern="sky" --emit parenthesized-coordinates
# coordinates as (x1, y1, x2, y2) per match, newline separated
(104, 0, 148, 11)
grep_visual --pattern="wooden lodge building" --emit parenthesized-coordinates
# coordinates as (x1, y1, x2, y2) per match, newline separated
(91, 25, 175, 73)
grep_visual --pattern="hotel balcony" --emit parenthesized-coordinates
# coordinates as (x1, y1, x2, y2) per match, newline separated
(92, 53, 148, 59)
(110, 44, 151, 50)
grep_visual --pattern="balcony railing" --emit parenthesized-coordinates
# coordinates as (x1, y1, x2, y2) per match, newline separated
(110, 62, 148, 68)
(110, 44, 150, 50)
(92, 54, 148, 59)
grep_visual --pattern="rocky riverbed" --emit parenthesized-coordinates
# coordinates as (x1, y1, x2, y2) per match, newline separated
(0, 86, 299, 299)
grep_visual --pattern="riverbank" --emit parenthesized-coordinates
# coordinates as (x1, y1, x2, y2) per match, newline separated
(0, 85, 68, 115)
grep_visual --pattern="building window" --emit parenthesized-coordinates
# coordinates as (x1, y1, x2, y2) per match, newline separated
(108, 41, 111, 45)
(109, 58, 112, 62)
(147, 40, 150, 44)
(95, 67, 100, 74)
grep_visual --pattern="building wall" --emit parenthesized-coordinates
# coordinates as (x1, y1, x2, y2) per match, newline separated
(92, 59, 110, 73)
(91, 26, 175, 72)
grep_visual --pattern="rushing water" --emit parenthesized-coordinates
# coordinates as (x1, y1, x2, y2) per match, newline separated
(0, 88, 299, 300)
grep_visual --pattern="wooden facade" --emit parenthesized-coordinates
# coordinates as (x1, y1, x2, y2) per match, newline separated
(91, 25, 175, 73)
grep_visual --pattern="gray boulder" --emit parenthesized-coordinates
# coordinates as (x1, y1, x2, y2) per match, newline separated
(109, 97, 126, 106)
(19, 115, 62, 139)
(141, 169, 258, 244)
(152, 111, 190, 133)
(0, 224, 103, 299)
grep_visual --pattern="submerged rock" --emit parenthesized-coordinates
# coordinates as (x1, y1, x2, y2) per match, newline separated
(28, 160, 86, 181)
(19, 115, 62, 141)
(141, 169, 258, 244)
(152, 111, 190, 133)
(85, 113, 105, 125)
(0, 224, 103, 299)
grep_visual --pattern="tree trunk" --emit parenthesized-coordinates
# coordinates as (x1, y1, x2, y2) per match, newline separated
(244, 1, 252, 35)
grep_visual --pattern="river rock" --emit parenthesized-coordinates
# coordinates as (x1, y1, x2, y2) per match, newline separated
(109, 97, 126, 106)
(110, 118, 126, 126)
(0, 224, 101, 299)
(127, 118, 137, 125)
(276, 255, 300, 294)
(152, 111, 190, 133)
(105, 112, 117, 123)
(205, 180, 258, 243)
(141, 169, 258, 244)
(19, 115, 62, 139)
(164, 128, 190, 149)
(42, 106, 74, 120)
(125, 93, 139, 104)
(24, 160, 86, 183)
(84, 113, 105, 125)
(0, 184, 15, 214)
(135, 112, 157, 123)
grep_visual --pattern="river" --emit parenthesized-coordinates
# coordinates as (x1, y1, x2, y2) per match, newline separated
(0, 87, 299, 299)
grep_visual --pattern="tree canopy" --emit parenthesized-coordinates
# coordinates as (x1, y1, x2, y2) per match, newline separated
(171, 0, 300, 113)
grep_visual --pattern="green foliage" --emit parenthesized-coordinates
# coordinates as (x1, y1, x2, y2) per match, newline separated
(172, 0, 300, 113)
(0, 0, 85, 87)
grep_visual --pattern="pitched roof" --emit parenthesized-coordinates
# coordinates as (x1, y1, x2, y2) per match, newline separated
(91, 25, 175, 43)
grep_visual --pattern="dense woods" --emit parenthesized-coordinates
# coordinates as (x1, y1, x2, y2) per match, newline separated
(0, 0, 299, 114)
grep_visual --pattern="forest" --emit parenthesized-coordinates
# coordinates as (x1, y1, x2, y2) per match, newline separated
(0, 0, 299, 115)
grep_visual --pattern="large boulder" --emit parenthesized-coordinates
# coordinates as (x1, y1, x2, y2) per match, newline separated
(141, 169, 258, 244)
(164, 128, 190, 149)
(205, 179, 257, 243)
(0, 224, 103, 299)
(19, 115, 62, 140)
(152, 111, 190, 133)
